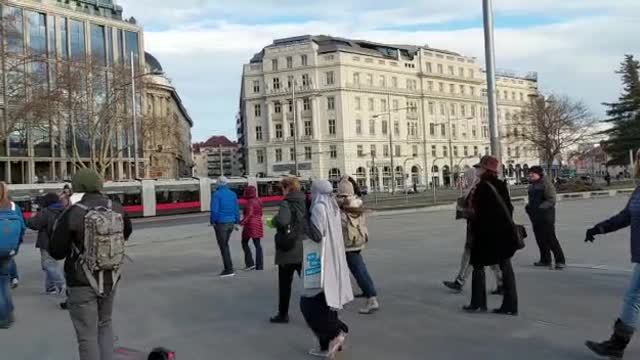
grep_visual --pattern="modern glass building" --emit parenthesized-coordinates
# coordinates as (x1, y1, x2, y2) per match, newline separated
(0, 0, 144, 183)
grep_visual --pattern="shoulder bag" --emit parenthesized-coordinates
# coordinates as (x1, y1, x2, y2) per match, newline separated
(486, 183, 527, 251)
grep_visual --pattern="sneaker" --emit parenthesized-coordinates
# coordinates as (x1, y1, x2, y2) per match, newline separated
(10, 278, 19, 289)
(0, 312, 15, 329)
(533, 261, 551, 267)
(443, 280, 463, 292)
(354, 293, 366, 298)
(308, 348, 329, 358)
(555, 263, 567, 270)
(219, 271, 235, 278)
(359, 297, 380, 315)
(269, 314, 289, 324)
(59, 301, 69, 310)
(45, 289, 58, 296)
(327, 332, 346, 359)
(243, 265, 256, 271)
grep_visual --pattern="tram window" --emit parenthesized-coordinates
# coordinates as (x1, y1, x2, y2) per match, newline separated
(156, 189, 199, 204)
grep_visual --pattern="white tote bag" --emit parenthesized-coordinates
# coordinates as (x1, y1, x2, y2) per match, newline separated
(302, 238, 324, 290)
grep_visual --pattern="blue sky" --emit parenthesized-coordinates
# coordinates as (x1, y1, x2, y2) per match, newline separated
(118, 0, 640, 142)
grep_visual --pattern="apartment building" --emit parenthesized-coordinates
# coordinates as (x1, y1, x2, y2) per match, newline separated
(192, 136, 244, 178)
(238, 35, 539, 189)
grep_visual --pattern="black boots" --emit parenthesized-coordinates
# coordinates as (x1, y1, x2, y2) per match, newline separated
(586, 319, 634, 359)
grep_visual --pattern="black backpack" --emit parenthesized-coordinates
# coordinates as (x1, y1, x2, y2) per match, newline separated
(275, 201, 305, 252)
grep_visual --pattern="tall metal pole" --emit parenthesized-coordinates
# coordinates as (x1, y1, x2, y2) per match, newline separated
(447, 110, 454, 187)
(388, 92, 395, 194)
(131, 52, 139, 179)
(483, 0, 501, 165)
(292, 82, 299, 177)
(219, 144, 223, 176)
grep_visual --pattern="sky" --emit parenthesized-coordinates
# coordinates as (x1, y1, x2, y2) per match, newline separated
(117, 0, 640, 142)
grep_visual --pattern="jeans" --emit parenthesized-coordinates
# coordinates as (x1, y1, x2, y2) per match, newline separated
(214, 223, 235, 272)
(530, 213, 566, 265)
(41, 250, 65, 292)
(242, 238, 263, 270)
(68, 286, 116, 360)
(346, 251, 378, 298)
(277, 263, 301, 316)
(470, 259, 518, 312)
(621, 263, 640, 329)
(9, 258, 18, 281)
(456, 248, 503, 288)
(300, 292, 348, 351)
(0, 257, 14, 325)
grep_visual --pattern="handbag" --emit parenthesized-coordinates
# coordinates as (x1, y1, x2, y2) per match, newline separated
(486, 183, 527, 251)
(302, 238, 324, 289)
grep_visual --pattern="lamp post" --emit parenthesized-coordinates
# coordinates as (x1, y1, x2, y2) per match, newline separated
(483, 0, 501, 163)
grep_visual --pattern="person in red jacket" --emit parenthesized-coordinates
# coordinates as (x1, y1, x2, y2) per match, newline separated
(240, 185, 264, 270)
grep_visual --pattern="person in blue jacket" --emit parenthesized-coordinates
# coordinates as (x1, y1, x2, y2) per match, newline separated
(210, 176, 240, 277)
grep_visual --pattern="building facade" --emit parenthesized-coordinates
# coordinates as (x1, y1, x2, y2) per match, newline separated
(192, 136, 244, 178)
(238, 35, 540, 190)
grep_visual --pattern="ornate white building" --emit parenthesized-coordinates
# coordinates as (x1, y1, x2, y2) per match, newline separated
(238, 35, 539, 190)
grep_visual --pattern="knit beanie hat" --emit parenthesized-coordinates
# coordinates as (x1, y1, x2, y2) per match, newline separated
(72, 168, 104, 193)
(337, 178, 355, 196)
(528, 166, 544, 177)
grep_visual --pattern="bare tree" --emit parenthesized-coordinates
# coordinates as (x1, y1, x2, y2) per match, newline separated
(511, 95, 597, 171)
(141, 110, 183, 178)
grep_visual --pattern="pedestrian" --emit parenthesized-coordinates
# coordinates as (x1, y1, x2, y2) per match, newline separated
(443, 165, 503, 294)
(0, 182, 26, 329)
(302, 179, 353, 358)
(49, 168, 132, 360)
(584, 152, 640, 359)
(605, 171, 612, 187)
(210, 176, 240, 278)
(526, 166, 566, 270)
(463, 155, 519, 316)
(336, 177, 379, 314)
(270, 177, 306, 324)
(27, 192, 66, 295)
(240, 185, 263, 271)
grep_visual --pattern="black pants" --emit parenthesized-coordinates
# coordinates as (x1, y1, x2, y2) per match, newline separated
(530, 214, 566, 265)
(300, 292, 348, 351)
(242, 238, 263, 270)
(214, 223, 235, 272)
(470, 259, 518, 312)
(278, 263, 301, 316)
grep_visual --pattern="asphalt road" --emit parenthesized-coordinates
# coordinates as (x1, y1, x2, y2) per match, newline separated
(3, 196, 639, 359)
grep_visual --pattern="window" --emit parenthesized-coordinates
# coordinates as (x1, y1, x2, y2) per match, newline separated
(70, 19, 86, 61)
(471, 105, 476, 117)
(472, 125, 477, 138)
(468, 69, 474, 78)
(355, 97, 361, 110)
(431, 146, 437, 157)
(409, 123, 417, 136)
(382, 120, 388, 135)
(305, 146, 312, 160)
(286, 56, 293, 69)
(463, 146, 469, 157)
(275, 124, 283, 138)
(357, 145, 364, 157)
(460, 85, 465, 95)
(395, 145, 401, 157)
(328, 119, 336, 135)
(426, 62, 432, 73)
(304, 120, 313, 136)
(512, 91, 516, 100)
(370, 145, 377, 157)
(428, 102, 435, 115)
(412, 145, 418, 157)
(353, 73, 360, 84)
(256, 150, 265, 164)
(273, 78, 281, 90)
(369, 119, 376, 135)
(290, 148, 296, 161)
(507, 147, 512, 157)
(450, 103, 456, 116)
(448, 66, 455, 75)
(383, 145, 390, 157)
(439, 82, 445, 92)
(255, 126, 263, 140)
(473, 146, 479, 156)
(451, 124, 457, 138)
(60, 17, 69, 59)
(327, 96, 335, 110)
(515, 147, 520, 158)
(483, 126, 489, 138)
(287, 75, 294, 89)
(520, 93, 524, 101)
(453, 146, 458, 157)
(427, 81, 434, 91)
(459, 67, 464, 77)
(379, 75, 386, 87)
(461, 104, 466, 117)
(289, 122, 295, 137)
(253, 80, 260, 93)
(449, 84, 455, 94)
(381, 99, 388, 112)
(303, 98, 310, 111)
(393, 100, 399, 111)
(275, 149, 283, 162)
(504, 90, 508, 99)
(368, 98, 374, 111)
(330, 145, 338, 159)
(470, 86, 476, 96)
(272, 59, 278, 71)
(356, 119, 362, 135)
(274, 102, 282, 114)
(254, 104, 262, 117)
(485, 147, 489, 155)
(407, 79, 417, 90)
(437, 64, 443, 74)
(513, 127, 519, 138)
(440, 103, 445, 116)
(429, 123, 435, 136)
(326, 71, 335, 85)
(301, 54, 308, 66)
(366, 73, 373, 85)
(394, 121, 400, 136)
(391, 77, 398, 88)
(441, 124, 446, 136)
(28, 12, 47, 56)
(302, 74, 311, 87)
(288, 100, 293, 112)
(443, 146, 448, 157)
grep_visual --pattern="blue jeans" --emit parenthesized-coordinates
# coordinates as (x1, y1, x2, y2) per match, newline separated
(346, 251, 378, 298)
(0, 257, 14, 324)
(41, 250, 65, 291)
(621, 263, 640, 329)
(9, 258, 18, 281)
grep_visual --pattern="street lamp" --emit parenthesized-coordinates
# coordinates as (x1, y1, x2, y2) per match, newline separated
(483, 0, 501, 162)
(434, 112, 475, 187)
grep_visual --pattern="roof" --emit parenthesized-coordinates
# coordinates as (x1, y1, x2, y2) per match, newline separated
(145, 52, 163, 74)
(200, 136, 237, 148)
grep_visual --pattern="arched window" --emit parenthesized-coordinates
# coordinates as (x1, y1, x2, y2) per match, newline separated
(328, 168, 341, 179)
(382, 166, 392, 189)
(411, 166, 420, 185)
(356, 167, 367, 188)
(369, 167, 380, 189)
(432, 165, 439, 173)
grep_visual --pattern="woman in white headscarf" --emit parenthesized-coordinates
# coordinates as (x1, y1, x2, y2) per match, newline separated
(301, 179, 353, 358)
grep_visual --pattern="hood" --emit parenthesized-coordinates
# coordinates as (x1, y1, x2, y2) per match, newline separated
(243, 185, 257, 199)
(72, 169, 104, 193)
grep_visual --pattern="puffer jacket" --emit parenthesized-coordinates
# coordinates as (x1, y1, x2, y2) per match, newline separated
(210, 185, 240, 225)
(27, 203, 65, 250)
(240, 185, 264, 240)
(596, 186, 640, 263)
(273, 191, 307, 265)
(337, 196, 368, 252)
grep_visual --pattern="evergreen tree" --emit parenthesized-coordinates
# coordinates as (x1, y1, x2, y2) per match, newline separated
(602, 55, 640, 165)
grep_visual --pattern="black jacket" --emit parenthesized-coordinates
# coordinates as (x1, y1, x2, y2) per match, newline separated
(27, 203, 65, 250)
(273, 191, 307, 265)
(526, 177, 557, 221)
(49, 193, 132, 288)
(470, 176, 517, 267)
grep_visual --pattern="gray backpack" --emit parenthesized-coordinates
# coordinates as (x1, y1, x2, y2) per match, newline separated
(75, 200, 126, 295)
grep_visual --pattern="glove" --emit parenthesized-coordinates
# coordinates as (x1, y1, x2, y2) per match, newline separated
(585, 227, 600, 243)
(266, 218, 276, 229)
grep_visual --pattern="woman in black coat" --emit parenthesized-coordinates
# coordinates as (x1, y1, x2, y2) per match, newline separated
(464, 155, 519, 316)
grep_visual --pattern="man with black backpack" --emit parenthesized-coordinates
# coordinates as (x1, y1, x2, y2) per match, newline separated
(50, 169, 132, 360)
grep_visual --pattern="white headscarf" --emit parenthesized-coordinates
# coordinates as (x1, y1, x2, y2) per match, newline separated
(310, 180, 354, 309)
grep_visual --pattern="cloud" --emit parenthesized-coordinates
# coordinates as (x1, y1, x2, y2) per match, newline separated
(117, 1, 640, 141)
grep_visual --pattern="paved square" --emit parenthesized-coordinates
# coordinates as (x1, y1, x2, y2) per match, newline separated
(2, 196, 639, 359)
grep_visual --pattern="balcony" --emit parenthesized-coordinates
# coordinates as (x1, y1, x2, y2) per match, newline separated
(345, 82, 419, 95)
(266, 84, 317, 97)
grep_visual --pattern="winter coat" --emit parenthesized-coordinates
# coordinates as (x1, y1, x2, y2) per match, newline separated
(240, 186, 264, 240)
(26, 203, 65, 250)
(469, 176, 517, 267)
(49, 193, 132, 288)
(0, 202, 26, 254)
(596, 186, 640, 263)
(526, 177, 557, 222)
(337, 196, 368, 252)
(210, 185, 240, 225)
(272, 191, 307, 265)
